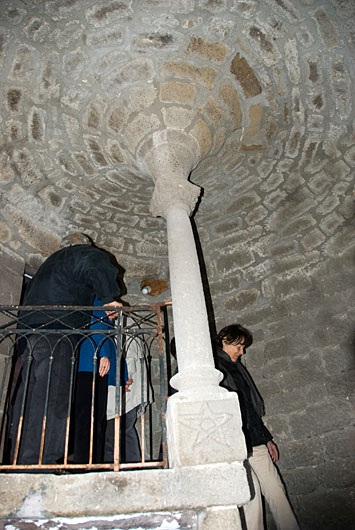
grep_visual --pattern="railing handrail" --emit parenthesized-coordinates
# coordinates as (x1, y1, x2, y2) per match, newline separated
(0, 302, 172, 473)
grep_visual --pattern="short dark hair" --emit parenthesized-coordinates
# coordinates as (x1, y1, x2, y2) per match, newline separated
(216, 324, 253, 349)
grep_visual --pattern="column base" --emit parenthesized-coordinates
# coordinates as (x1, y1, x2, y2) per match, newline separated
(167, 390, 247, 468)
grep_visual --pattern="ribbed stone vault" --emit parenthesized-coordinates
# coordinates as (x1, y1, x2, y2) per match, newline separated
(0, 1, 355, 529)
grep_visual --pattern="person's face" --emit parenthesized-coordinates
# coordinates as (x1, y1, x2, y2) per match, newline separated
(222, 339, 246, 362)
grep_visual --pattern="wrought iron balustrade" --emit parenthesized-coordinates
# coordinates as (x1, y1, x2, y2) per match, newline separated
(0, 302, 172, 473)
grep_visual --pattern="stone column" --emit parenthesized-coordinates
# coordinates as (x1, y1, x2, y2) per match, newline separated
(137, 131, 248, 471)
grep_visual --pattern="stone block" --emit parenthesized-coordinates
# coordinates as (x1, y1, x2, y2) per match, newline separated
(285, 126, 304, 158)
(189, 119, 212, 158)
(261, 413, 292, 442)
(272, 273, 313, 298)
(186, 36, 228, 62)
(243, 24, 281, 66)
(202, 96, 224, 126)
(160, 80, 196, 105)
(278, 438, 324, 469)
(213, 217, 242, 235)
(0, 222, 11, 244)
(264, 335, 289, 360)
(318, 459, 355, 489)
(284, 38, 300, 85)
(28, 107, 45, 142)
(167, 392, 248, 467)
(3, 205, 60, 256)
(128, 86, 157, 111)
(161, 61, 218, 90)
(101, 197, 133, 212)
(84, 137, 108, 167)
(226, 191, 261, 214)
(244, 105, 263, 139)
(105, 170, 142, 193)
(117, 227, 142, 241)
(200, 506, 242, 530)
(86, 1, 133, 27)
(124, 114, 161, 152)
(289, 400, 353, 440)
(314, 7, 340, 48)
(86, 28, 123, 48)
(344, 145, 355, 167)
(207, 227, 262, 257)
(119, 256, 161, 280)
(9, 44, 38, 81)
(113, 57, 154, 86)
(206, 16, 235, 40)
(70, 197, 91, 213)
(215, 248, 255, 275)
(209, 276, 242, 297)
(282, 213, 317, 237)
(301, 228, 326, 250)
(13, 148, 44, 187)
(270, 250, 320, 277)
(136, 239, 168, 258)
(224, 288, 260, 312)
(63, 49, 87, 79)
(219, 83, 242, 130)
(266, 188, 315, 230)
(38, 186, 65, 211)
(133, 31, 182, 51)
(323, 427, 355, 459)
(324, 226, 355, 257)
(308, 170, 332, 196)
(319, 212, 344, 235)
(230, 53, 261, 98)
(324, 370, 355, 399)
(73, 153, 96, 175)
(162, 106, 195, 129)
(245, 205, 268, 225)
(240, 304, 280, 327)
(107, 106, 129, 133)
(6, 88, 22, 112)
(281, 467, 318, 496)
(337, 196, 353, 222)
(0, 463, 251, 520)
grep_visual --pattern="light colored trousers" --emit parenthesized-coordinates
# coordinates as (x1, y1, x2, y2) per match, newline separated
(242, 444, 300, 530)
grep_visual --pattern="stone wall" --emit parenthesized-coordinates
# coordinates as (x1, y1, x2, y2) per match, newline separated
(0, 0, 354, 529)
(193, 139, 355, 530)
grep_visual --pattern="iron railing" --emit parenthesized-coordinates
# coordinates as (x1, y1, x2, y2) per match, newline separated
(0, 302, 172, 473)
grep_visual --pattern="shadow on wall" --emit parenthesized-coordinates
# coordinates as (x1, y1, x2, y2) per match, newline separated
(190, 208, 217, 339)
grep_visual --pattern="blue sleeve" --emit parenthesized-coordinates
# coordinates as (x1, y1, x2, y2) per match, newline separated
(78, 297, 116, 372)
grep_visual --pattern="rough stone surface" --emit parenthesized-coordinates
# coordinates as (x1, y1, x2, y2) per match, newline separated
(0, 1, 355, 529)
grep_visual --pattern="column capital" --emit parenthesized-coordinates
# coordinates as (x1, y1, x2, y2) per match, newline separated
(149, 178, 201, 218)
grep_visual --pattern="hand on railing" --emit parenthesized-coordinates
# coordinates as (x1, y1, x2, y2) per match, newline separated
(103, 301, 123, 320)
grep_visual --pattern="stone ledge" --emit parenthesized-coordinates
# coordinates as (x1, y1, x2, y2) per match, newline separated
(0, 462, 250, 519)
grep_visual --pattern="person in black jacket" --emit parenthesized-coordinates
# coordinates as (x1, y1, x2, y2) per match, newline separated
(11, 233, 122, 467)
(215, 324, 299, 530)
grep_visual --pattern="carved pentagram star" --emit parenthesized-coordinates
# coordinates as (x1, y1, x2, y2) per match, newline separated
(179, 401, 234, 447)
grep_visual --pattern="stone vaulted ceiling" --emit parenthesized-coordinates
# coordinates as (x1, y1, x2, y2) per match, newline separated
(0, 0, 354, 302)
